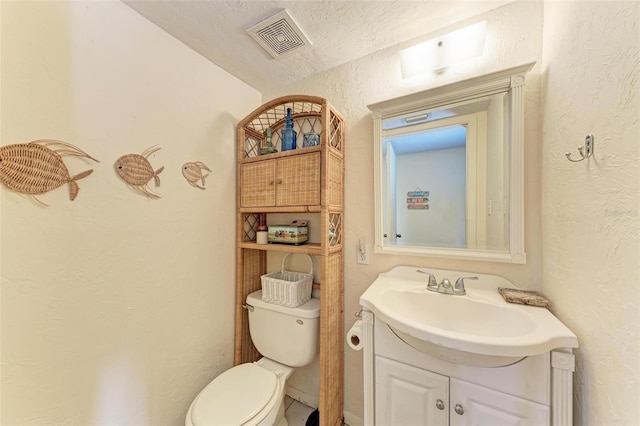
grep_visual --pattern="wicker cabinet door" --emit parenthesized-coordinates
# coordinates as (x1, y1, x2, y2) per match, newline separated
(276, 153, 321, 206)
(240, 160, 276, 207)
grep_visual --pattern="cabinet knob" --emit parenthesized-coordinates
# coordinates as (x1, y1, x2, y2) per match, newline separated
(276, 179, 283, 184)
(435, 399, 445, 410)
(455, 404, 464, 415)
(269, 181, 275, 186)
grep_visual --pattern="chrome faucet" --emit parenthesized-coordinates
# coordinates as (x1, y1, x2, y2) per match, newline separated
(418, 269, 478, 295)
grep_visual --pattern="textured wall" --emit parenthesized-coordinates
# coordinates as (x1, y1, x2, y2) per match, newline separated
(0, 1, 261, 424)
(541, 2, 640, 425)
(263, 2, 544, 423)
(4, 1, 635, 425)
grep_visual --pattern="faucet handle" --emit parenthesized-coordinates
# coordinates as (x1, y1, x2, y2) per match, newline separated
(426, 273, 438, 289)
(454, 276, 478, 295)
(417, 270, 438, 290)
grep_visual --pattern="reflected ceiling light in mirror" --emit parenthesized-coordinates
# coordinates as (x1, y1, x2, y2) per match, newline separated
(403, 112, 430, 124)
(399, 21, 487, 78)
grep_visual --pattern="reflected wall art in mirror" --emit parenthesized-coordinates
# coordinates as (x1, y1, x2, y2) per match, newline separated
(368, 63, 535, 263)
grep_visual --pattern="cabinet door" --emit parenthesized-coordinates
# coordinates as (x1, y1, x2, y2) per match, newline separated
(450, 379, 549, 426)
(240, 160, 276, 207)
(276, 153, 320, 206)
(375, 356, 448, 426)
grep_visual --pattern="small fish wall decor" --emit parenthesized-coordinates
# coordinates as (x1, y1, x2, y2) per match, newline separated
(115, 146, 164, 199)
(0, 139, 99, 207)
(182, 161, 211, 190)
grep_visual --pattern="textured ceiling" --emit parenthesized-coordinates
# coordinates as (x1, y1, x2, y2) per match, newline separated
(124, 1, 514, 93)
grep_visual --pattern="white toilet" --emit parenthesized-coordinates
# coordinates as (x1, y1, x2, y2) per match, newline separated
(185, 289, 320, 426)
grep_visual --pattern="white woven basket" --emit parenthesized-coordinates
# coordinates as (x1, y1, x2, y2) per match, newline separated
(261, 253, 313, 308)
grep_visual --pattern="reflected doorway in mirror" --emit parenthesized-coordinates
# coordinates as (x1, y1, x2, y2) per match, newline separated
(368, 62, 536, 263)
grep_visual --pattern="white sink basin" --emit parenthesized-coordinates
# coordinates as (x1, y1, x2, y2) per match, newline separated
(360, 266, 578, 367)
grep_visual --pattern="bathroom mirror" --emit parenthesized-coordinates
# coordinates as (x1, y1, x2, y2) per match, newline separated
(368, 63, 534, 263)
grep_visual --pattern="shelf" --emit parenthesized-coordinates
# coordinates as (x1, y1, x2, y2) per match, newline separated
(241, 145, 322, 164)
(240, 144, 344, 164)
(236, 95, 344, 426)
(239, 206, 322, 214)
(240, 241, 322, 255)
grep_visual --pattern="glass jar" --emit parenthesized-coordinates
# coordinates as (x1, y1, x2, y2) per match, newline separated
(256, 225, 268, 244)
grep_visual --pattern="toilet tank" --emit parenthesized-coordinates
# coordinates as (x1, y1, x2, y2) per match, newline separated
(247, 290, 320, 367)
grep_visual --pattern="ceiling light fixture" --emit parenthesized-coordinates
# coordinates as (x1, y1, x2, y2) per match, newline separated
(399, 21, 487, 78)
(403, 112, 430, 124)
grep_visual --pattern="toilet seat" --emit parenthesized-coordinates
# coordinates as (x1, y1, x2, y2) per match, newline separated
(189, 363, 280, 426)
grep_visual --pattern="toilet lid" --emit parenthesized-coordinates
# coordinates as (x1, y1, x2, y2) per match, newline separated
(190, 363, 278, 426)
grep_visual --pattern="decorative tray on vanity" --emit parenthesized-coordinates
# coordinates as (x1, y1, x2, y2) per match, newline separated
(498, 287, 550, 308)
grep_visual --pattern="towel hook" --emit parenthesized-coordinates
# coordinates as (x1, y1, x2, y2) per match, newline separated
(566, 134, 594, 162)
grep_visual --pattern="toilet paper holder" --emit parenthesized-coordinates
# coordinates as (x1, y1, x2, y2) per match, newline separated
(347, 317, 364, 351)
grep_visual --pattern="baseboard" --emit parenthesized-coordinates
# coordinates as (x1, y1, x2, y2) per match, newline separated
(286, 385, 318, 409)
(343, 410, 364, 426)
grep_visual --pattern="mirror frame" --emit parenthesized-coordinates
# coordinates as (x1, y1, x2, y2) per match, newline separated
(368, 62, 535, 263)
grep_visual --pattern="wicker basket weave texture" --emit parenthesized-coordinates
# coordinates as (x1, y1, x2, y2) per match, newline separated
(0, 141, 97, 201)
(261, 253, 313, 308)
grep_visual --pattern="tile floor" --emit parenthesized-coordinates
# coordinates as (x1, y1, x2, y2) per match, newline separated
(284, 396, 315, 426)
(283, 396, 349, 426)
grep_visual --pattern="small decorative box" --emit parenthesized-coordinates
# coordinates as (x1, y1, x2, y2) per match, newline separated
(268, 220, 308, 245)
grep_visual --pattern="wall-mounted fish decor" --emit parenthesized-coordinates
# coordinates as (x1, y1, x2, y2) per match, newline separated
(182, 161, 211, 190)
(115, 146, 164, 199)
(0, 139, 99, 207)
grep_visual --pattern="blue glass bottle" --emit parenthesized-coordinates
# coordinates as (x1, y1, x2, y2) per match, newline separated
(281, 108, 297, 151)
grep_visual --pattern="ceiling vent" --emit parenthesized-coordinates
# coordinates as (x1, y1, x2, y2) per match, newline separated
(247, 9, 311, 59)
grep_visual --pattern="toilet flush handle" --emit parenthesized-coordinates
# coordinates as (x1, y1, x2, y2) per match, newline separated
(242, 303, 254, 312)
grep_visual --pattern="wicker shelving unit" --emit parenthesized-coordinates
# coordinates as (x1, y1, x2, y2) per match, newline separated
(235, 95, 345, 426)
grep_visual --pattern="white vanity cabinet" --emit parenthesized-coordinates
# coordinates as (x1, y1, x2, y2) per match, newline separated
(375, 356, 449, 425)
(375, 355, 549, 426)
(363, 313, 575, 426)
(449, 378, 549, 426)
(359, 267, 577, 426)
